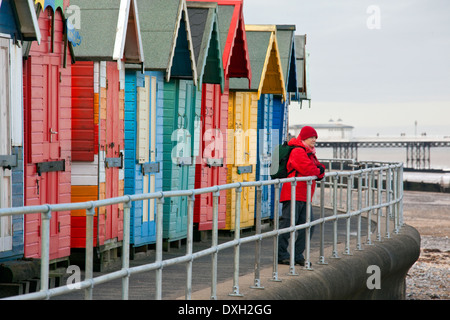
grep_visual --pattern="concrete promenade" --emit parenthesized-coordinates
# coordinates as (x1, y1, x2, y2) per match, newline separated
(50, 206, 420, 301)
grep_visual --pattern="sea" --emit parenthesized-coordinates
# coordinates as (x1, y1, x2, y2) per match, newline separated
(316, 146, 450, 188)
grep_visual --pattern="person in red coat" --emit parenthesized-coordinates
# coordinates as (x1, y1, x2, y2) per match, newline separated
(278, 126, 326, 266)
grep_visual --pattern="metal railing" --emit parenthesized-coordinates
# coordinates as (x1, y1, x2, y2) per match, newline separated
(0, 159, 404, 300)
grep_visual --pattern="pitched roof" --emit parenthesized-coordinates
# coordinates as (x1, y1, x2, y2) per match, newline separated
(294, 34, 311, 102)
(276, 25, 298, 94)
(71, 0, 144, 63)
(189, 0, 251, 85)
(187, 1, 224, 90)
(230, 25, 286, 101)
(137, 0, 197, 84)
(3, 0, 41, 43)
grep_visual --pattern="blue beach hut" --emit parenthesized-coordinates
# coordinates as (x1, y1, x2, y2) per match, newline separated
(292, 34, 311, 107)
(0, 0, 40, 262)
(268, 25, 298, 219)
(273, 25, 298, 147)
(136, 0, 198, 246)
(124, 70, 164, 252)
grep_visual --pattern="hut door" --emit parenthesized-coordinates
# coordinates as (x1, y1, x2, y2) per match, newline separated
(139, 75, 156, 238)
(209, 85, 222, 219)
(40, 171, 60, 256)
(0, 37, 12, 252)
(105, 62, 120, 240)
(259, 95, 273, 217)
(147, 76, 157, 235)
(236, 93, 257, 226)
(43, 55, 61, 161)
(41, 55, 62, 256)
(177, 80, 194, 233)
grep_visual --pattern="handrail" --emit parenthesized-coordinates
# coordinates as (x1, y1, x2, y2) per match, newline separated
(0, 159, 404, 300)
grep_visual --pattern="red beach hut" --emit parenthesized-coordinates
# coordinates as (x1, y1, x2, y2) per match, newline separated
(23, 0, 78, 262)
(188, 0, 251, 233)
(69, 0, 143, 270)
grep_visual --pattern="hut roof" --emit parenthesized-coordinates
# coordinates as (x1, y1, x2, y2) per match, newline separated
(230, 25, 286, 101)
(71, 0, 144, 63)
(137, 0, 197, 84)
(187, 1, 224, 90)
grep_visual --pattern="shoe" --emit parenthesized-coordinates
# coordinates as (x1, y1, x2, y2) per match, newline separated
(278, 259, 290, 265)
(295, 259, 305, 266)
(296, 260, 313, 267)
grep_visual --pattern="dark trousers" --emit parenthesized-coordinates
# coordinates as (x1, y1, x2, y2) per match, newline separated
(278, 201, 315, 262)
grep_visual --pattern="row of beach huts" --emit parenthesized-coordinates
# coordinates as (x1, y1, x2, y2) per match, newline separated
(0, 0, 310, 275)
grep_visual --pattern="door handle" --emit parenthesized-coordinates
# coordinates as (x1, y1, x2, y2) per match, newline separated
(49, 128, 58, 142)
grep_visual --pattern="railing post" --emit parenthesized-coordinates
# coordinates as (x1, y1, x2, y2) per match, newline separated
(366, 169, 374, 246)
(317, 178, 327, 265)
(211, 189, 220, 299)
(394, 165, 401, 234)
(271, 182, 282, 281)
(40, 207, 51, 298)
(251, 184, 264, 289)
(399, 163, 404, 227)
(186, 193, 195, 300)
(85, 204, 95, 300)
(229, 185, 243, 297)
(331, 175, 340, 259)
(376, 169, 383, 241)
(122, 197, 131, 300)
(304, 180, 313, 270)
(356, 173, 363, 251)
(155, 196, 164, 300)
(385, 167, 392, 239)
(328, 161, 333, 208)
(339, 161, 344, 209)
(344, 174, 352, 256)
(288, 180, 298, 276)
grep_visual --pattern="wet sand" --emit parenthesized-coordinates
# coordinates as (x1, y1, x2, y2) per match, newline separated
(402, 191, 449, 300)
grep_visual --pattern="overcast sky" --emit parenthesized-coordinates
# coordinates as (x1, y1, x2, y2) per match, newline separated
(242, 0, 450, 136)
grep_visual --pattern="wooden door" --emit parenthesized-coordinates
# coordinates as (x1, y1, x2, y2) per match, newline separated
(239, 92, 256, 227)
(226, 92, 256, 229)
(24, 53, 63, 257)
(42, 55, 61, 161)
(197, 83, 215, 227)
(105, 62, 120, 241)
(40, 170, 59, 257)
(0, 37, 12, 252)
(138, 75, 157, 240)
(42, 55, 62, 257)
(177, 80, 194, 234)
(258, 94, 273, 219)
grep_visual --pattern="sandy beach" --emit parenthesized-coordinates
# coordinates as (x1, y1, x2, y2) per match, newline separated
(402, 191, 450, 300)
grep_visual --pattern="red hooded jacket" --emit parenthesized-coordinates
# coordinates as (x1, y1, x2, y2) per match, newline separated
(279, 136, 325, 202)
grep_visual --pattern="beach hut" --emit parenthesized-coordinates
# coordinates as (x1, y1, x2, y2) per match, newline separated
(229, 25, 286, 226)
(22, 0, 79, 262)
(69, 0, 143, 269)
(136, 0, 198, 246)
(193, 0, 252, 231)
(0, 0, 40, 261)
(186, 1, 226, 232)
(292, 34, 311, 107)
(268, 25, 298, 219)
(273, 25, 297, 146)
(187, 0, 251, 233)
(124, 70, 163, 254)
